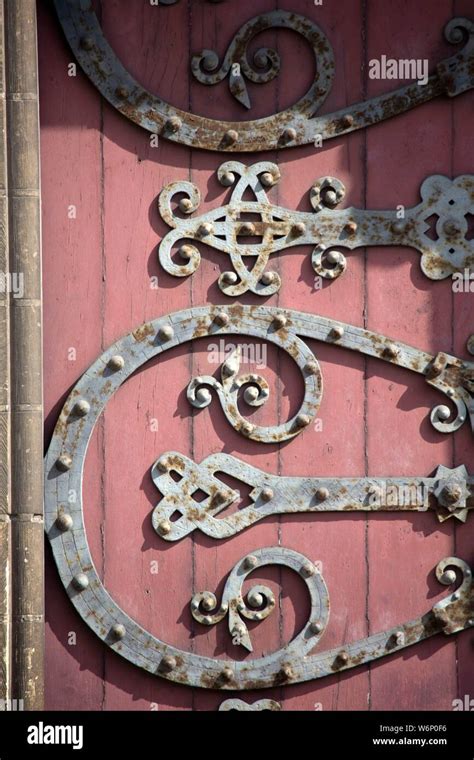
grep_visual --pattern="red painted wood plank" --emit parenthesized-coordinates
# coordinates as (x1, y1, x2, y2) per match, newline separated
(39, 0, 105, 711)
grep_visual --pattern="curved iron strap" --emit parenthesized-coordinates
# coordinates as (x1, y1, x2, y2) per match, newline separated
(151, 457, 473, 541)
(54, 3, 474, 152)
(44, 307, 474, 688)
(45, 305, 473, 452)
(159, 163, 474, 291)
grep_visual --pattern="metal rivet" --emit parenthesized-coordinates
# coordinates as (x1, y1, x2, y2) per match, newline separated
(107, 355, 124, 372)
(244, 555, 258, 570)
(73, 399, 90, 417)
(392, 630, 405, 647)
(440, 569, 457, 585)
(248, 590, 263, 607)
(273, 314, 287, 329)
(305, 360, 319, 375)
(157, 520, 171, 536)
(72, 573, 89, 591)
(160, 655, 177, 672)
(179, 244, 194, 260)
(310, 621, 323, 635)
(436, 405, 451, 421)
(202, 50, 219, 71)
(323, 190, 338, 207)
(238, 222, 256, 236)
(56, 454, 72, 472)
(165, 116, 182, 133)
(260, 172, 276, 187)
(221, 271, 238, 284)
(316, 486, 329, 502)
(111, 623, 126, 640)
(391, 220, 406, 234)
(158, 325, 174, 341)
(279, 664, 293, 681)
(451, 591, 460, 601)
(156, 457, 169, 473)
(341, 114, 354, 128)
(260, 271, 276, 286)
(295, 413, 310, 428)
(330, 326, 344, 340)
(56, 513, 73, 532)
(300, 563, 315, 578)
(261, 487, 273, 502)
(240, 421, 255, 437)
(244, 386, 259, 404)
(223, 129, 238, 145)
(441, 484, 463, 505)
(292, 222, 306, 237)
(197, 222, 213, 237)
(201, 595, 215, 612)
(344, 221, 357, 235)
(214, 311, 229, 327)
(281, 127, 297, 143)
(467, 618, 474, 626)
(115, 86, 129, 99)
(220, 170, 235, 186)
(325, 249, 341, 264)
(179, 198, 193, 213)
(335, 651, 349, 668)
(443, 220, 460, 236)
(80, 36, 94, 50)
(383, 344, 399, 359)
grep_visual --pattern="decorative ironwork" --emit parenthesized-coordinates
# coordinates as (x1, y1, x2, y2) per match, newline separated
(151, 456, 473, 541)
(43, 306, 474, 462)
(190, 13, 333, 111)
(158, 163, 474, 293)
(54, 3, 474, 152)
(219, 699, 281, 711)
(44, 308, 474, 688)
(43, 454, 474, 689)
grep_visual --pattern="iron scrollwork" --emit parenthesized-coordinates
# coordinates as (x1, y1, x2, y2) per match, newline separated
(151, 457, 473, 541)
(54, 2, 474, 152)
(158, 163, 474, 293)
(44, 307, 474, 688)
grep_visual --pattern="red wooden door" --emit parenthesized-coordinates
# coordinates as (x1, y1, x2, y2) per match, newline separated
(39, 0, 473, 711)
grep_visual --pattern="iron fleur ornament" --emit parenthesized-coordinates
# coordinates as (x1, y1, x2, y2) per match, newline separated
(151, 455, 473, 541)
(54, 2, 474, 152)
(158, 163, 474, 294)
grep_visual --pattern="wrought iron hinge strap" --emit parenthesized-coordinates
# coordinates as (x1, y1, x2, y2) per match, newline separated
(158, 164, 474, 291)
(151, 456, 473, 540)
(54, 3, 474, 152)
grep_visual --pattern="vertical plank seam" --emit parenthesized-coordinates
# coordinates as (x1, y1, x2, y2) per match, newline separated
(98, 0, 107, 714)
(361, 0, 372, 711)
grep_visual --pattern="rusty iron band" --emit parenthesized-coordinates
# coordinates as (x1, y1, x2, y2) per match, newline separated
(159, 163, 474, 291)
(54, 3, 474, 152)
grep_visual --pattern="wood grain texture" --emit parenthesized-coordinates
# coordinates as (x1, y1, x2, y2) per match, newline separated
(39, 0, 473, 711)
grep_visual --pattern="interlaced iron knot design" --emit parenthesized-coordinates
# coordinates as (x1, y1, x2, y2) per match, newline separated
(55, 2, 474, 151)
(158, 163, 474, 295)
